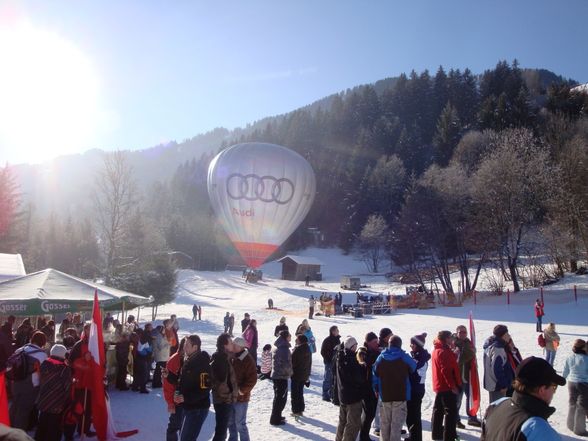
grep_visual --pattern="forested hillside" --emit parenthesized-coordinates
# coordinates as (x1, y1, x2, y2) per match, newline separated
(1, 60, 587, 298)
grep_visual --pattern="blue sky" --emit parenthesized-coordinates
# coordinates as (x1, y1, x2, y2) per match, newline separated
(1, 1, 587, 164)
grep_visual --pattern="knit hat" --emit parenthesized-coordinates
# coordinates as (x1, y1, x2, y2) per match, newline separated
(280, 316, 286, 324)
(344, 336, 358, 350)
(232, 336, 247, 348)
(516, 356, 566, 388)
(493, 324, 509, 338)
(50, 344, 67, 360)
(365, 332, 378, 344)
(411, 333, 427, 347)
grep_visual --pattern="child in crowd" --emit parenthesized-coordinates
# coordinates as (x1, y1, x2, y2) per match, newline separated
(259, 344, 272, 380)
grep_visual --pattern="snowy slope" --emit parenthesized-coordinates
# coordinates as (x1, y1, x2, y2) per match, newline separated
(110, 248, 588, 441)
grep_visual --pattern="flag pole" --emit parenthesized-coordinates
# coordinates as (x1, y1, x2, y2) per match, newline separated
(81, 388, 88, 441)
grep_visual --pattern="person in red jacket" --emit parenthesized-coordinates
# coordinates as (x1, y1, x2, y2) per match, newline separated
(534, 299, 544, 332)
(163, 338, 186, 441)
(431, 330, 462, 441)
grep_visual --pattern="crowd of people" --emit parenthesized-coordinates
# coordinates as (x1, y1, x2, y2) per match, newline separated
(0, 298, 586, 441)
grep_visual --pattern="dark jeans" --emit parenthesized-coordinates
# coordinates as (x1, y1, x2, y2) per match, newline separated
(153, 361, 166, 388)
(406, 396, 423, 441)
(291, 379, 305, 414)
(431, 391, 457, 441)
(322, 362, 333, 400)
(271, 379, 288, 423)
(180, 407, 209, 441)
(456, 383, 475, 422)
(133, 356, 150, 391)
(309, 307, 314, 319)
(116, 354, 129, 389)
(212, 402, 232, 441)
(360, 391, 378, 441)
(9, 381, 38, 431)
(166, 405, 184, 441)
(36, 411, 63, 441)
(536, 316, 542, 332)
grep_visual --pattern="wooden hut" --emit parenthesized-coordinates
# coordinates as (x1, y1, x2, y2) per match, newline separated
(277, 255, 322, 281)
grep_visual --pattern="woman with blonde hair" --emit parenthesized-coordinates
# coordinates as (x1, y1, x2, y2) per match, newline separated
(543, 322, 560, 366)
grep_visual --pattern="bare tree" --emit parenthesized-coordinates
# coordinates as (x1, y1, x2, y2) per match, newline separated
(471, 128, 554, 292)
(358, 214, 389, 273)
(93, 151, 136, 278)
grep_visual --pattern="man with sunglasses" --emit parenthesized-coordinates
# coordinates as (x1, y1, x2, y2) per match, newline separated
(481, 356, 565, 440)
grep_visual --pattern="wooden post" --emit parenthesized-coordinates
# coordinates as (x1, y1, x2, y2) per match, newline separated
(574, 285, 578, 303)
(540, 286, 544, 304)
(507, 289, 510, 305)
(122, 301, 126, 324)
(474, 290, 477, 305)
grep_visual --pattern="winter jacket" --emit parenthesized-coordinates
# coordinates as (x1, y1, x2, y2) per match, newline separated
(243, 325, 258, 352)
(563, 352, 588, 384)
(483, 336, 514, 393)
(0, 330, 13, 372)
(454, 336, 475, 383)
(274, 324, 288, 337)
(356, 345, 380, 387)
(241, 318, 250, 333)
(231, 349, 257, 402)
(260, 350, 272, 374)
(271, 336, 293, 380)
(38, 357, 72, 414)
(334, 343, 366, 405)
(373, 346, 416, 402)
(177, 350, 211, 410)
(409, 348, 431, 400)
(210, 351, 238, 404)
(223, 315, 231, 327)
(153, 333, 171, 363)
(292, 342, 312, 383)
(304, 329, 316, 353)
(431, 339, 461, 393)
(14, 324, 32, 349)
(481, 391, 560, 441)
(163, 351, 182, 408)
(543, 328, 560, 352)
(137, 341, 153, 359)
(320, 334, 340, 364)
(534, 302, 544, 318)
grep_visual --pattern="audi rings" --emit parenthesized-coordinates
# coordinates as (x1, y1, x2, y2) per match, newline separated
(226, 173, 295, 204)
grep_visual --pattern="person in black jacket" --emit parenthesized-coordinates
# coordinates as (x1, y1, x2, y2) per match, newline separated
(174, 334, 211, 441)
(335, 336, 366, 441)
(36, 344, 72, 441)
(291, 334, 311, 417)
(274, 317, 288, 337)
(320, 325, 340, 401)
(356, 332, 380, 441)
(407, 333, 430, 441)
(482, 356, 565, 441)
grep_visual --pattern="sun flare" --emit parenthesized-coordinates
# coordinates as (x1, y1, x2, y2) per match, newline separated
(0, 23, 100, 163)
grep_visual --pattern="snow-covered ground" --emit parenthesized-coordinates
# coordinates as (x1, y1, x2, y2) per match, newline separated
(110, 248, 588, 440)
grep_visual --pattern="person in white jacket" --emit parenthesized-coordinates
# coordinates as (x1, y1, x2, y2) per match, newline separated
(562, 339, 588, 436)
(152, 325, 170, 388)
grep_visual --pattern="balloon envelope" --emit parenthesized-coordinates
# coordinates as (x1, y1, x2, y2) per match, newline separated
(207, 143, 316, 268)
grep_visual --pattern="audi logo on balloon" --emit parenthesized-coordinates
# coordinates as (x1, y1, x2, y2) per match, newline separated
(226, 174, 295, 204)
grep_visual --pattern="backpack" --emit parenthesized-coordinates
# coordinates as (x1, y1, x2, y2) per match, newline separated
(537, 333, 546, 348)
(6, 347, 44, 381)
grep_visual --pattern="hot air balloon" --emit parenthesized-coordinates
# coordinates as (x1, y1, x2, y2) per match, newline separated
(207, 143, 316, 268)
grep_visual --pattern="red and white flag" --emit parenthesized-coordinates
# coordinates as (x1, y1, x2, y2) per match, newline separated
(89, 290, 138, 440)
(467, 311, 481, 418)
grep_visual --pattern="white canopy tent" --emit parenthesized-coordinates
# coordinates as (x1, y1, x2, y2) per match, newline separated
(0, 268, 152, 316)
